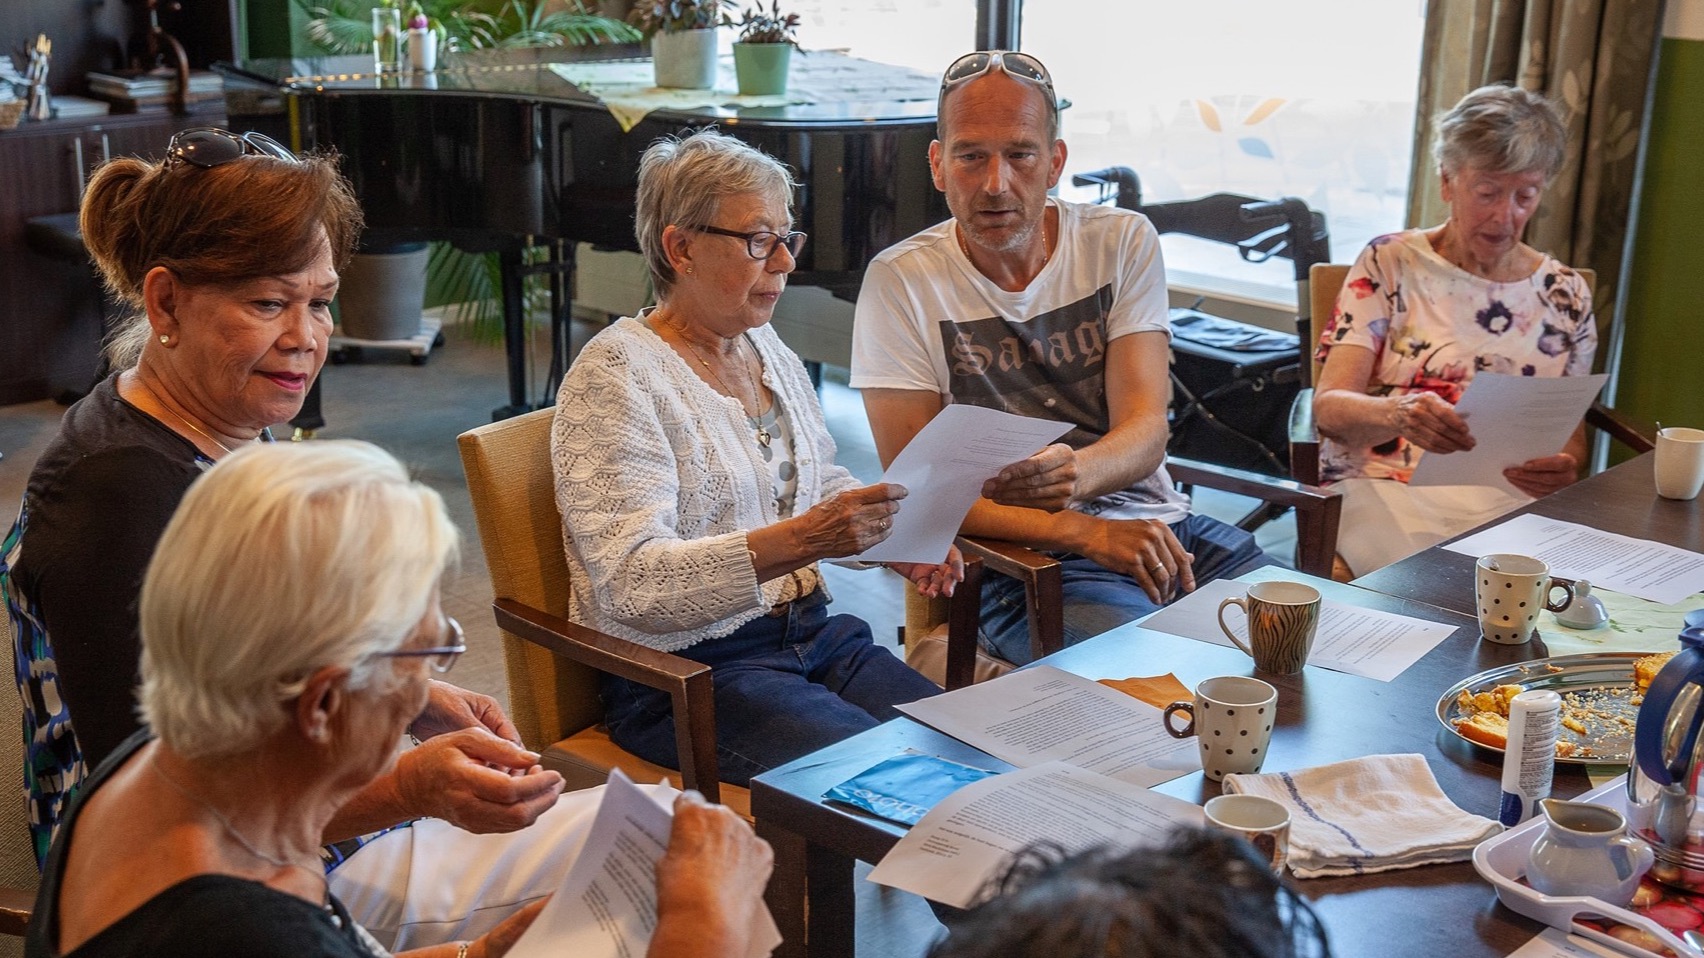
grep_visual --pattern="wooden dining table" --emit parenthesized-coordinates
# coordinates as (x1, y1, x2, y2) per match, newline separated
(751, 567, 1600, 958)
(1353, 452, 1704, 618)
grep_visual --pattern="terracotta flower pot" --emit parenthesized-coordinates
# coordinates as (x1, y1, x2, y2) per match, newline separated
(652, 28, 719, 89)
(732, 42, 791, 95)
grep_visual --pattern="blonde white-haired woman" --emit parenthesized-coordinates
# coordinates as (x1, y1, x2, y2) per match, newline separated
(27, 442, 771, 958)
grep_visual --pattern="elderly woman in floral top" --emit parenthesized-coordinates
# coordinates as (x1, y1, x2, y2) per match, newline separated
(1313, 84, 1595, 575)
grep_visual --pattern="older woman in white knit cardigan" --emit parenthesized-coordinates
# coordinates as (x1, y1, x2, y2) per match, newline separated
(551, 128, 959, 785)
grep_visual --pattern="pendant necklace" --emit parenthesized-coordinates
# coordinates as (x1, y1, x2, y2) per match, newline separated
(663, 315, 772, 448)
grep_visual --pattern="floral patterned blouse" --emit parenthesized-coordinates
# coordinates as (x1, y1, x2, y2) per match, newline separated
(1315, 228, 1597, 484)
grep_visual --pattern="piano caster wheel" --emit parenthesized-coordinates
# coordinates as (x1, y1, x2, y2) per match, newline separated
(291, 427, 317, 442)
(433, 331, 446, 348)
(410, 353, 429, 366)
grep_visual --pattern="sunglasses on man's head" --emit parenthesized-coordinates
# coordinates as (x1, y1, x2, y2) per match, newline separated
(937, 51, 1058, 121)
(166, 128, 299, 169)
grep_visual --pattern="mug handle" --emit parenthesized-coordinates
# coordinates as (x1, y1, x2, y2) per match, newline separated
(1218, 596, 1254, 657)
(1544, 577, 1576, 613)
(1163, 701, 1196, 739)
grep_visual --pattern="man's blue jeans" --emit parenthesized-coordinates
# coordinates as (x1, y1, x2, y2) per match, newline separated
(979, 513, 1275, 665)
(600, 590, 940, 786)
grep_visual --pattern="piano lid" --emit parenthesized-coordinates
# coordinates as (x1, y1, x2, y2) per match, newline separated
(224, 48, 941, 131)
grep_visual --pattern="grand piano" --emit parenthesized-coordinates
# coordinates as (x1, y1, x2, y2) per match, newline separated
(225, 49, 948, 418)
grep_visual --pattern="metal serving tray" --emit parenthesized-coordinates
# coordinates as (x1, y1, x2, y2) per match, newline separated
(1436, 652, 1664, 766)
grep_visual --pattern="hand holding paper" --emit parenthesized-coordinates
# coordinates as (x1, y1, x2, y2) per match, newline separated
(855, 405, 1071, 563)
(1408, 373, 1606, 495)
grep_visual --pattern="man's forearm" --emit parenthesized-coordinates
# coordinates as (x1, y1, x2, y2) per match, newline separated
(960, 498, 1095, 553)
(1069, 426, 1168, 502)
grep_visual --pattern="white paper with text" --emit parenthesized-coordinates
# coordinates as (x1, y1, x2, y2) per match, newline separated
(505, 769, 781, 958)
(867, 761, 1203, 907)
(855, 404, 1071, 564)
(895, 665, 1201, 785)
(1444, 513, 1704, 605)
(1408, 372, 1607, 494)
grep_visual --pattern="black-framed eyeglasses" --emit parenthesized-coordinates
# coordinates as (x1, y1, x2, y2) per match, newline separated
(695, 225, 808, 261)
(166, 128, 299, 170)
(370, 616, 466, 674)
(937, 51, 1058, 124)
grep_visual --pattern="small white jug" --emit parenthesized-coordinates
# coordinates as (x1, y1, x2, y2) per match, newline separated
(1528, 799, 1654, 907)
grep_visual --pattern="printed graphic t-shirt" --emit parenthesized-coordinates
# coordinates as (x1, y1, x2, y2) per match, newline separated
(850, 199, 1189, 525)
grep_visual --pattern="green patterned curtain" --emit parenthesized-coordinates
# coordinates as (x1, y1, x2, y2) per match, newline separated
(1405, 0, 1663, 335)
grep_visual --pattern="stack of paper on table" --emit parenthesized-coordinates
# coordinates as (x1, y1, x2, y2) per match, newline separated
(1445, 513, 1704, 606)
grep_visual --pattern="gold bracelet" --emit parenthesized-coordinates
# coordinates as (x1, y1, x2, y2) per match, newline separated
(455, 941, 472, 958)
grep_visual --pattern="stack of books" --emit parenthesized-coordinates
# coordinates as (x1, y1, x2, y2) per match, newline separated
(86, 69, 224, 111)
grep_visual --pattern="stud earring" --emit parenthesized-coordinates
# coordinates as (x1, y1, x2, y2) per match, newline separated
(686, 265, 694, 275)
(159, 335, 170, 345)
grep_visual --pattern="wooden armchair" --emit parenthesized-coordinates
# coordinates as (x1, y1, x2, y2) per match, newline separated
(458, 409, 741, 811)
(1291, 263, 1654, 488)
(903, 455, 1342, 689)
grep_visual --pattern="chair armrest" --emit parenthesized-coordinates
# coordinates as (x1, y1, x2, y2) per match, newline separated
(1586, 400, 1655, 455)
(942, 556, 986, 691)
(1166, 456, 1341, 579)
(0, 885, 32, 937)
(1288, 387, 1320, 486)
(492, 597, 722, 802)
(956, 536, 1064, 663)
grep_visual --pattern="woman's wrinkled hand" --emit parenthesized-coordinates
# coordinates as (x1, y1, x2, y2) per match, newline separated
(1389, 391, 1476, 454)
(796, 483, 907, 559)
(1505, 452, 1579, 499)
(887, 545, 965, 599)
(649, 791, 773, 958)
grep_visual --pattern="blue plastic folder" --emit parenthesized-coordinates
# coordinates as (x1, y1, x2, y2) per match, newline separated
(823, 752, 996, 826)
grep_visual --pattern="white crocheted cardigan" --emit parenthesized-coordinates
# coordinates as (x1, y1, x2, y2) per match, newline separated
(552, 317, 863, 652)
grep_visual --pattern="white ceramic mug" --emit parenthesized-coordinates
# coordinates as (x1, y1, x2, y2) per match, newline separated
(1163, 676, 1278, 782)
(1475, 553, 1574, 645)
(1216, 581, 1321, 674)
(1203, 793, 1292, 874)
(1655, 427, 1704, 501)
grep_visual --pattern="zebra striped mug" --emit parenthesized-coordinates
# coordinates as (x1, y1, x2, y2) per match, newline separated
(1216, 581, 1321, 674)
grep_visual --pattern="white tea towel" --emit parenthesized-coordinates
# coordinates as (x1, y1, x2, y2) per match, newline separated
(1222, 753, 1502, 878)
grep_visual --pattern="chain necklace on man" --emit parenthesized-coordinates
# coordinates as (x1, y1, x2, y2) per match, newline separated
(149, 755, 328, 896)
(136, 376, 243, 456)
(662, 313, 772, 448)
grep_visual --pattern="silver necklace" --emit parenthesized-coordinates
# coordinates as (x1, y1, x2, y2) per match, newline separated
(661, 314, 772, 448)
(136, 376, 245, 456)
(149, 756, 328, 893)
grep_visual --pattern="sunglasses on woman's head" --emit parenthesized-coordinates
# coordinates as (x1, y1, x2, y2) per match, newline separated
(165, 128, 299, 169)
(937, 51, 1058, 123)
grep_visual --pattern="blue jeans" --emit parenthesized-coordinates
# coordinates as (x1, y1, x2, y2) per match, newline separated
(980, 513, 1276, 665)
(600, 591, 940, 786)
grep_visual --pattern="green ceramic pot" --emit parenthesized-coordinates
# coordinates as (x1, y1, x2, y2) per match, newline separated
(733, 42, 791, 95)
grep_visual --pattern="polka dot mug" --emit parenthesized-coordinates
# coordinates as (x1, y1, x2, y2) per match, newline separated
(1475, 553, 1575, 645)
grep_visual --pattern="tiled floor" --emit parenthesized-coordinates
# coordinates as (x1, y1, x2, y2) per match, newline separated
(0, 318, 1299, 958)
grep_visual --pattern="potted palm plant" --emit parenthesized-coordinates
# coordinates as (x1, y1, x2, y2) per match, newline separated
(726, 0, 798, 95)
(628, 0, 729, 89)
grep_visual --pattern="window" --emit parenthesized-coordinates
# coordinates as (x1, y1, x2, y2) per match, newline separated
(1025, 0, 1425, 307)
(784, 0, 978, 73)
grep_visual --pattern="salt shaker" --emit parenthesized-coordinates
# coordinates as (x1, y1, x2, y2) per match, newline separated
(1500, 688, 1560, 827)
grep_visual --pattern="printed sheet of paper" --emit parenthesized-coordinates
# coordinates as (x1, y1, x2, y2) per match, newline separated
(1408, 372, 1607, 494)
(895, 665, 1201, 786)
(1137, 578, 1456, 682)
(867, 761, 1203, 907)
(855, 404, 1071, 564)
(506, 769, 781, 958)
(1444, 512, 1704, 605)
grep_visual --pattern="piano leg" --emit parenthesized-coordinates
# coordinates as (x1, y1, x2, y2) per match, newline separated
(492, 246, 532, 421)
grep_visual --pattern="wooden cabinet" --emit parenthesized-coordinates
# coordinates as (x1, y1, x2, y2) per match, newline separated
(0, 110, 223, 405)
